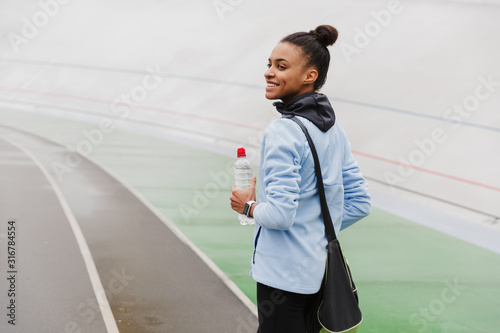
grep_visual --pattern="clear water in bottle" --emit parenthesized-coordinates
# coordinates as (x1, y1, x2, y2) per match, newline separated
(234, 147, 254, 225)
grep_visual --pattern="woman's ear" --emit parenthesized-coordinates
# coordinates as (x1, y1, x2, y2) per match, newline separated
(304, 68, 318, 86)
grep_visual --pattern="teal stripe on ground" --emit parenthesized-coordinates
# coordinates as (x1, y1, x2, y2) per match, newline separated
(1, 109, 499, 332)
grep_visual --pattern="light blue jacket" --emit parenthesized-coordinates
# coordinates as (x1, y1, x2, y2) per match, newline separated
(251, 115, 371, 294)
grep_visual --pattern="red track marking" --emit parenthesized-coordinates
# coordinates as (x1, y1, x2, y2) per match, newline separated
(0, 86, 262, 131)
(1, 86, 498, 193)
(352, 150, 500, 193)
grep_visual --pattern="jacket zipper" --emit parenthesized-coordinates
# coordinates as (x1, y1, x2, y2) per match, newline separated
(252, 226, 262, 264)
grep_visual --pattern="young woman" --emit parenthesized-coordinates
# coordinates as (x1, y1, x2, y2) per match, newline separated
(230, 25, 371, 333)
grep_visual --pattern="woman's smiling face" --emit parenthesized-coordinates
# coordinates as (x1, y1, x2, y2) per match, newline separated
(264, 42, 317, 104)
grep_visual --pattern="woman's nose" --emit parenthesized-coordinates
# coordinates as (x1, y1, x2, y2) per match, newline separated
(264, 68, 274, 79)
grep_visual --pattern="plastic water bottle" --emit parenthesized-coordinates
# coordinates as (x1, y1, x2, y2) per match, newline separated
(234, 147, 254, 225)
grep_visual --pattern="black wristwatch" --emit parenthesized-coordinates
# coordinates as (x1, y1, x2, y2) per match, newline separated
(243, 201, 256, 217)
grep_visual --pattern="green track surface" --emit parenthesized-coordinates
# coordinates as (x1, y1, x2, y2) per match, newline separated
(2, 109, 500, 332)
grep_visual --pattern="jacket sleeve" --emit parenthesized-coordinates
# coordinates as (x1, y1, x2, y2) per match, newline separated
(253, 120, 303, 230)
(340, 135, 371, 230)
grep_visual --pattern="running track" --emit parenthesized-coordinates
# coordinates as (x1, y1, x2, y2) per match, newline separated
(0, 125, 257, 332)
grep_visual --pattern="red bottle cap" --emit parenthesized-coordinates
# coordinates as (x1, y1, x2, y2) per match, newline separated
(237, 147, 246, 158)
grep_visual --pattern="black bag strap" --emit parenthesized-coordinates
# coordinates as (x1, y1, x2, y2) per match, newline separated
(285, 115, 337, 242)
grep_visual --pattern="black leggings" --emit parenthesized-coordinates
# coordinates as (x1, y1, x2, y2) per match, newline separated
(256, 283, 320, 333)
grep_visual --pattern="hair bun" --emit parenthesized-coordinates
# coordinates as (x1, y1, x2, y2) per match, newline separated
(309, 25, 338, 47)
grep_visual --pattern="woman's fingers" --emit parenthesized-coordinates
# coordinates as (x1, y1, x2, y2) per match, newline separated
(230, 176, 257, 212)
(230, 195, 244, 213)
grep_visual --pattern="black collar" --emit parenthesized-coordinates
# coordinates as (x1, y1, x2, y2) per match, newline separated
(273, 92, 336, 132)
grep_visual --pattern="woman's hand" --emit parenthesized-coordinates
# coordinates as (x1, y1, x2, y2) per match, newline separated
(230, 175, 257, 214)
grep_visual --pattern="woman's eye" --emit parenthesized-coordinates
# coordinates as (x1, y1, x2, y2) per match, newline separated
(266, 63, 285, 69)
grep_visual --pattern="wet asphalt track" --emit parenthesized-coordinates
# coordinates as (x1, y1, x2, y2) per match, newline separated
(0, 125, 257, 333)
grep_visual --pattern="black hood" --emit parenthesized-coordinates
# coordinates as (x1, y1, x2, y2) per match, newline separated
(273, 92, 336, 132)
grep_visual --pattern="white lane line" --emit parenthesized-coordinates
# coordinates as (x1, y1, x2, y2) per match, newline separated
(77, 143, 259, 318)
(0, 124, 258, 318)
(0, 134, 119, 333)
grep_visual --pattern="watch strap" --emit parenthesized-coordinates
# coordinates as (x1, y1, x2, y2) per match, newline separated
(244, 201, 256, 217)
